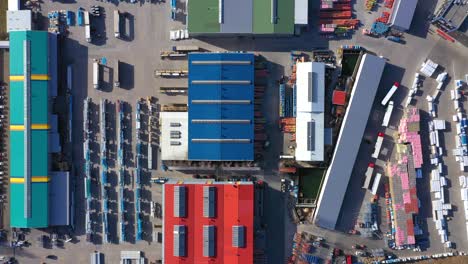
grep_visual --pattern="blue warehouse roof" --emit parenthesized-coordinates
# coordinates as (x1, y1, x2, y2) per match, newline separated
(188, 53, 254, 161)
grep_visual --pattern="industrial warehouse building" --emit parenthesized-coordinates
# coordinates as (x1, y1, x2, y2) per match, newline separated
(187, 0, 307, 35)
(9, 30, 69, 228)
(389, 0, 419, 31)
(162, 180, 254, 263)
(295, 62, 325, 162)
(432, 0, 468, 33)
(161, 52, 255, 161)
(314, 54, 386, 230)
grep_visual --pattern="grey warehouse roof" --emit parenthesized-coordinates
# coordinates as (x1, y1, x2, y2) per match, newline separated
(49, 171, 70, 226)
(390, 0, 419, 31)
(314, 54, 386, 230)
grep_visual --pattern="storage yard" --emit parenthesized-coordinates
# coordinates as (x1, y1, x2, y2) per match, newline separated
(0, 0, 467, 264)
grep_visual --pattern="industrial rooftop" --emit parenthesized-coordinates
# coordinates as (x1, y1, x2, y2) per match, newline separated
(389, 0, 419, 31)
(295, 62, 325, 162)
(188, 53, 254, 161)
(162, 181, 254, 263)
(314, 54, 387, 230)
(187, 0, 295, 35)
(9, 30, 50, 228)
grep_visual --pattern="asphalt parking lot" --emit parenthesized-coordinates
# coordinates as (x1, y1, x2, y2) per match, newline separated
(0, 0, 467, 263)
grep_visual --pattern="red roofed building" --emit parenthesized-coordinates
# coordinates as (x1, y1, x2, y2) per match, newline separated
(163, 181, 254, 264)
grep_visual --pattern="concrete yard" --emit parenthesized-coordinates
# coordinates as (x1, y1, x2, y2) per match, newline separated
(0, 0, 467, 263)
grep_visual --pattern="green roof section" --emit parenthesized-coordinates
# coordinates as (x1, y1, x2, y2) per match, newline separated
(9, 30, 49, 228)
(10, 131, 24, 178)
(9, 31, 48, 75)
(31, 81, 48, 124)
(275, 0, 295, 34)
(188, 0, 294, 34)
(8, 131, 49, 178)
(9, 81, 24, 125)
(187, 0, 220, 33)
(253, 0, 274, 33)
(10, 183, 49, 228)
(9, 131, 24, 178)
(31, 130, 49, 176)
(9, 80, 48, 125)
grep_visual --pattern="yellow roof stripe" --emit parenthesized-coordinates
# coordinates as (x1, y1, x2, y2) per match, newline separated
(9, 75, 50, 81)
(9, 76, 23, 81)
(10, 177, 50, 183)
(10, 124, 50, 131)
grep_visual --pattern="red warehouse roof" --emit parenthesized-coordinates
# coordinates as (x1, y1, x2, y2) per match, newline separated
(163, 181, 254, 264)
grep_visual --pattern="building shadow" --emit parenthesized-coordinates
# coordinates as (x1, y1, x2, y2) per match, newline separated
(119, 62, 135, 89)
(408, 0, 439, 39)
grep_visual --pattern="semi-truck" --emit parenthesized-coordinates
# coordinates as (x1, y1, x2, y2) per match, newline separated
(114, 59, 120, 88)
(93, 62, 100, 89)
(371, 132, 384, 159)
(381, 82, 399, 106)
(114, 10, 120, 38)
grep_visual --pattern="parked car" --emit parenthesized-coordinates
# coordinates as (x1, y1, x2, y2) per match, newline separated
(151, 177, 168, 184)
(46, 255, 58, 260)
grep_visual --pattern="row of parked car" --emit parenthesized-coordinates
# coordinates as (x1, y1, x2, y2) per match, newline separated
(0, 86, 7, 184)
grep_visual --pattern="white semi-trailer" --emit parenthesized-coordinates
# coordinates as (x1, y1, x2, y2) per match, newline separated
(381, 82, 399, 106)
(114, 10, 120, 38)
(363, 163, 375, 189)
(382, 101, 394, 127)
(114, 59, 120, 88)
(93, 62, 100, 89)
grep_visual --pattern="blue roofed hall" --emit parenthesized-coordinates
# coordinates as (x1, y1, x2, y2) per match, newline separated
(188, 53, 255, 161)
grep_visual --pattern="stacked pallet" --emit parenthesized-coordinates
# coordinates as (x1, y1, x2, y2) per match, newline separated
(320, 19, 359, 28)
(319, 0, 359, 35)
(384, 0, 395, 8)
(376, 11, 390, 23)
(365, 0, 377, 11)
(320, 11, 352, 19)
(281, 118, 296, 133)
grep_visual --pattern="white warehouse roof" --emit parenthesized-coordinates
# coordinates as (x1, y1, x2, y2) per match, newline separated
(296, 62, 325, 113)
(7, 10, 32, 32)
(295, 0, 309, 25)
(161, 112, 188, 160)
(314, 54, 386, 230)
(8, 0, 19, 11)
(295, 62, 325, 162)
(390, 0, 419, 31)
